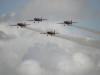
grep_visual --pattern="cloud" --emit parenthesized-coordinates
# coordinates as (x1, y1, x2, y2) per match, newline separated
(17, 0, 86, 19)
(0, 12, 16, 23)
(57, 52, 95, 75)
(22, 42, 100, 75)
(0, 30, 15, 41)
(18, 60, 42, 75)
(73, 52, 94, 69)
(0, 0, 100, 75)
(0, 26, 100, 75)
(0, 16, 100, 75)
(24, 26, 100, 49)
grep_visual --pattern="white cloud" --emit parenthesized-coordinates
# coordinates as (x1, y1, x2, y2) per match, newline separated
(0, 12, 16, 23)
(0, 17, 100, 75)
(18, 0, 85, 19)
(0, 0, 100, 75)
(73, 52, 94, 69)
(18, 60, 42, 75)
(57, 52, 94, 75)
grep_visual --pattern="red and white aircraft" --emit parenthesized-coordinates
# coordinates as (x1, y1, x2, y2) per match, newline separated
(58, 17, 78, 26)
(64, 20, 77, 25)
(27, 17, 47, 23)
(40, 30, 59, 36)
(9, 23, 30, 28)
(58, 20, 77, 26)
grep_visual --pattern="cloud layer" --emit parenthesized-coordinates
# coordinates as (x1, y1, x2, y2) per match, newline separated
(0, 0, 100, 75)
(17, 0, 86, 19)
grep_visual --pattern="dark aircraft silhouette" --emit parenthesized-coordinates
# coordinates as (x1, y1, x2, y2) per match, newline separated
(58, 20, 77, 26)
(40, 30, 59, 36)
(9, 23, 30, 28)
(27, 17, 47, 23)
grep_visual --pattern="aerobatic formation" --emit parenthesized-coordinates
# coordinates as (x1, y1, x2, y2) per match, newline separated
(9, 17, 100, 49)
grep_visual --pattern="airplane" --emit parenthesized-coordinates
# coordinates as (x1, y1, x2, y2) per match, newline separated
(40, 30, 59, 36)
(9, 23, 30, 28)
(58, 16, 79, 26)
(58, 20, 77, 26)
(27, 17, 47, 23)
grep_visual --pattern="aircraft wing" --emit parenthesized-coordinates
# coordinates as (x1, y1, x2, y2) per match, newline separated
(42, 19, 48, 20)
(57, 23, 65, 24)
(26, 24, 31, 25)
(9, 25, 18, 26)
(57, 23, 72, 26)
(27, 20, 34, 21)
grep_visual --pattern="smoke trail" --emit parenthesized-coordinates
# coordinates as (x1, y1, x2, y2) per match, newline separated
(55, 34, 100, 49)
(72, 24, 100, 35)
(25, 27, 100, 49)
(25, 27, 44, 33)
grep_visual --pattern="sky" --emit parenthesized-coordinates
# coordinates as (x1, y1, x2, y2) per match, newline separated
(0, 0, 100, 75)
(0, 0, 28, 14)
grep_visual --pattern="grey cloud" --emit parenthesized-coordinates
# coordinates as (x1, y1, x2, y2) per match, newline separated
(0, 0, 100, 75)
(17, 0, 86, 19)
(55, 34, 100, 49)
(0, 31, 16, 41)
(24, 26, 100, 49)
(0, 12, 16, 23)
(18, 60, 42, 75)
(0, 32, 100, 75)
(0, 63, 18, 75)
(22, 42, 100, 75)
